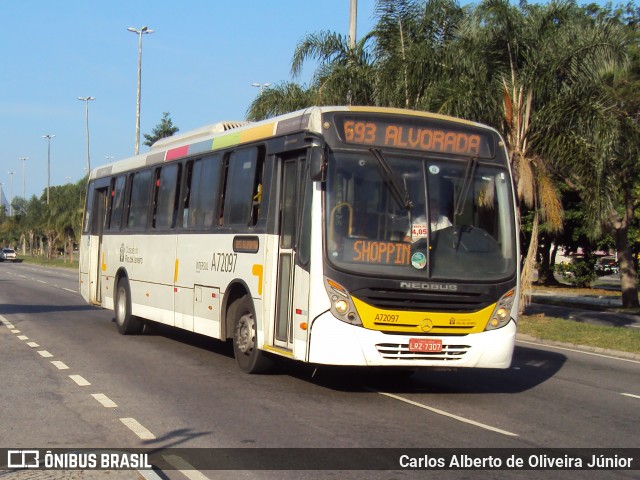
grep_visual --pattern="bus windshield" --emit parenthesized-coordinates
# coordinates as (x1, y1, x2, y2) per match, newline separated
(325, 150, 517, 281)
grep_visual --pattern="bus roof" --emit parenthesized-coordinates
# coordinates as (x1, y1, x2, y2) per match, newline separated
(90, 106, 499, 180)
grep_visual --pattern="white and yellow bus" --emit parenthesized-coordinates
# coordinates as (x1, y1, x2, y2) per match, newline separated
(80, 106, 520, 373)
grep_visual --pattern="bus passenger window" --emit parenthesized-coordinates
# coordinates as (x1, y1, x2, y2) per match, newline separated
(127, 170, 152, 229)
(108, 176, 126, 231)
(184, 155, 222, 229)
(153, 163, 181, 230)
(223, 148, 262, 226)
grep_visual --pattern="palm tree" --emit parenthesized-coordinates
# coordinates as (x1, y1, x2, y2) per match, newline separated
(246, 82, 317, 121)
(373, 0, 467, 111)
(433, 0, 629, 306)
(290, 30, 376, 106)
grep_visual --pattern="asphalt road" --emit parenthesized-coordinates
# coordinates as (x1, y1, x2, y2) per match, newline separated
(0, 262, 639, 480)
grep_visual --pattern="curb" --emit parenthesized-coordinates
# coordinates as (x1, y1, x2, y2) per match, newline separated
(516, 333, 640, 362)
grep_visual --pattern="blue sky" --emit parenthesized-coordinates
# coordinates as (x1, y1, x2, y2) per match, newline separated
(0, 0, 377, 201)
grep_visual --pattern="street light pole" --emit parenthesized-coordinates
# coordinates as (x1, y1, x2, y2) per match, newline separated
(8, 171, 15, 216)
(252, 82, 271, 95)
(19, 157, 28, 200)
(127, 26, 154, 155)
(78, 96, 95, 174)
(42, 134, 55, 205)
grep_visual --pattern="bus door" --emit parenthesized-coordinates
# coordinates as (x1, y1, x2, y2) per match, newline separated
(274, 155, 310, 353)
(88, 186, 108, 304)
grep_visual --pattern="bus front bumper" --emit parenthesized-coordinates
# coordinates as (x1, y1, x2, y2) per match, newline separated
(308, 312, 516, 369)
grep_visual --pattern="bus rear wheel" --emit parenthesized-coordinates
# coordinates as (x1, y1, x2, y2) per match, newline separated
(115, 277, 144, 335)
(231, 296, 272, 374)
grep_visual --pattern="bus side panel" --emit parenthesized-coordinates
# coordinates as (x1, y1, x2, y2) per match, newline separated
(193, 285, 221, 337)
(125, 234, 176, 326)
(175, 232, 269, 340)
(174, 233, 204, 333)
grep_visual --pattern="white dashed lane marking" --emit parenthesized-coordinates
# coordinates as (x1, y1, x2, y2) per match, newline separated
(163, 455, 210, 480)
(92, 393, 118, 408)
(1, 302, 163, 461)
(120, 418, 156, 440)
(69, 375, 91, 386)
(375, 390, 518, 437)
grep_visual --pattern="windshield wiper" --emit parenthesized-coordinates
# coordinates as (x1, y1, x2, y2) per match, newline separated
(370, 148, 413, 212)
(452, 156, 478, 248)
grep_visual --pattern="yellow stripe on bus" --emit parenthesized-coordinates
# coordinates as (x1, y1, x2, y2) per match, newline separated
(352, 296, 494, 334)
(263, 345, 293, 357)
(347, 106, 482, 128)
(252, 264, 263, 295)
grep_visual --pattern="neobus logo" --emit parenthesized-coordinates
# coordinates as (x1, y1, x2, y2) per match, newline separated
(399, 281, 458, 291)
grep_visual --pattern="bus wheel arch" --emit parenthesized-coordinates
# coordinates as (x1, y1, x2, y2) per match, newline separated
(223, 281, 250, 340)
(114, 270, 144, 335)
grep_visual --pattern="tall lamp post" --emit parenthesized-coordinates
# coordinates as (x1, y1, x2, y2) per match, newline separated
(251, 82, 271, 95)
(78, 96, 95, 174)
(127, 25, 154, 155)
(42, 134, 55, 205)
(19, 157, 28, 200)
(8, 171, 15, 216)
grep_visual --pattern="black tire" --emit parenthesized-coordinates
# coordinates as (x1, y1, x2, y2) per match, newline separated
(231, 295, 272, 374)
(114, 277, 144, 335)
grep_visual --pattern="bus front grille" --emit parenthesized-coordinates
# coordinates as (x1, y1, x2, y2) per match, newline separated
(376, 342, 470, 361)
(355, 288, 493, 313)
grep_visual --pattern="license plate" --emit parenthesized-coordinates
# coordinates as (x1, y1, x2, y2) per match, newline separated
(408, 338, 443, 352)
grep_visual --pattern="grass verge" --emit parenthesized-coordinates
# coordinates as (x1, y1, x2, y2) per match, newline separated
(15, 256, 79, 270)
(519, 314, 640, 355)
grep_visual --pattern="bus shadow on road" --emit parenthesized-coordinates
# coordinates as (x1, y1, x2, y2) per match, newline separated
(139, 322, 236, 359)
(281, 346, 566, 395)
(133, 324, 566, 394)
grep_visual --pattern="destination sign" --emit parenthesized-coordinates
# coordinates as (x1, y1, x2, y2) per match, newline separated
(337, 116, 494, 158)
(345, 239, 411, 266)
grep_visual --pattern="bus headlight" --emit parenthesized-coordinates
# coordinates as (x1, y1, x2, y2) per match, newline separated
(334, 299, 349, 315)
(324, 277, 362, 326)
(485, 289, 515, 331)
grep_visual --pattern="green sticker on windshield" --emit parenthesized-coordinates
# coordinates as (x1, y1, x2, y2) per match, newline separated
(411, 252, 427, 270)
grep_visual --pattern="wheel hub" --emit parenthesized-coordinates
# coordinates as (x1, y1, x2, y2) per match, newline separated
(236, 314, 255, 354)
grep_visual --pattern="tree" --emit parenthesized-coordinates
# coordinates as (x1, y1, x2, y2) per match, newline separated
(143, 112, 179, 147)
(291, 30, 376, 106)
(534, 2, 638, 307)
(373, 0, 467, 110)
(246, 82, 317, 120)
(23, 196, 45, 256)
(422, 0, 632, 307)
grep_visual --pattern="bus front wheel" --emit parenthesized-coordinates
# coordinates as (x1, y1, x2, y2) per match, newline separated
(115, 277, 144, 335)
(231, 296, 272, 374)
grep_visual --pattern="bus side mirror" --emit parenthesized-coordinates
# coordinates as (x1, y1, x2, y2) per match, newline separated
(309, 142, 326, 182)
